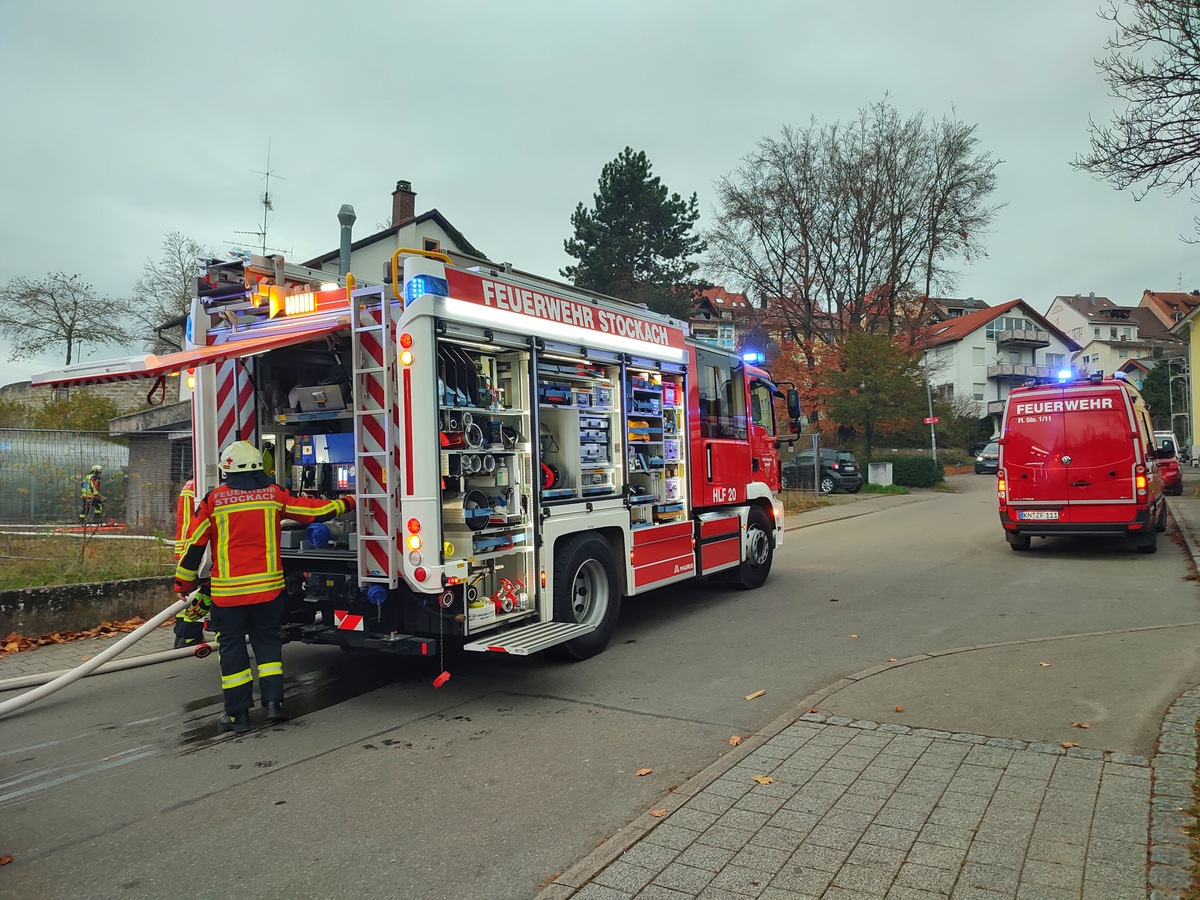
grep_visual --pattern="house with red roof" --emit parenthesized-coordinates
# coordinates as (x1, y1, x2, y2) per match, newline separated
(689, 287, 753, 350)
(921, 299, 1078, 428)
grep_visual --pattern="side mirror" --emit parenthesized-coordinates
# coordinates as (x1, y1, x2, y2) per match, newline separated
(786, 389, 802, 422)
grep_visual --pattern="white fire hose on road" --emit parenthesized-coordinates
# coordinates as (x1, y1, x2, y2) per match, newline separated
(0, 598, 216, 717)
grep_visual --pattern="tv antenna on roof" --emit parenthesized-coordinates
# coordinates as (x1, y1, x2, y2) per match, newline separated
(226, 140, 291, 257)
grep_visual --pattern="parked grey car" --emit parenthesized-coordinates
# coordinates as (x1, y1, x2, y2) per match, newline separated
(782, 449, 863, 493)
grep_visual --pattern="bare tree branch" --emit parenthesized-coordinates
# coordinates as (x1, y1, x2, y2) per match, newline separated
(0, 273, 136, 366)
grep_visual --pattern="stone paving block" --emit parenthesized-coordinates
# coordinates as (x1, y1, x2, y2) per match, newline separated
(651, 861, 715, 894)
(905, 840, 969, 872)
(695, 823, 755, 852)
(1024, 839, 1086, 868)
(730, 843, 793, 877)
(768, 862, 834, 897)
(1019, 858, 1083, 890)
(847, 719, 880, 732)
(957, 860, 1020, 893)
(620, 841, 680, 872)
(645, 824, 705, 852)
(912, 728, 953, 740)
(667, 807, 721, 833)
(917, 823, 976, 851)
(861, 823, 919, 851)
(675, 842, 736, 873)
(1149, 862, 1191, 890)
(894, 860, 956, 894)
(754, 824, 810, 854)
(927, 804, 986, 831)
(1104, 755, 1150, 769)
(845, 840, 906, 873)
(813, 767, 865, 788)
(947, 883, 1010, 900)
(1088, 817, 1150, 843)
(767, 809, 820, 835)
(805, 823, 866, 851)
(717, 808, 771, 833)
(1014, 884, 1077, 900)
(705, 864, 771, 897)
(989, 786, 1050, 812)
(1083, 881, 1145, 900)
(874, 807, 929, 831)
(936, 791, 991, 814)
(847, 778, 902, 798)
(820, 807, 875, 834)
(593, 860, 657, 894)
(1088, 853, 1153, 886)
(964, 840, 1025, 869)
(782, 792, 837, 818)
(883, 792, 939, 816)
(685, 792, 739, 816)
(710, 776, 758, 800)
(1086, 837, 1148, 868)
(784, 842, 852, 875)
(630, 883, 691, 899)
(824, 755, 873, 774)
(734, 791, 789, 817)
(1149, 842, 1190, 867)
(832, 791, 889, 817)
(831, 863, 900, 895)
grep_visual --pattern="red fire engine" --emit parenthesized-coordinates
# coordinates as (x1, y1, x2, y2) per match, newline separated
(34, 250, 798, 661)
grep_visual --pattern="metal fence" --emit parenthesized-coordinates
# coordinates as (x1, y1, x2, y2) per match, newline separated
(0, 429, 188, 533)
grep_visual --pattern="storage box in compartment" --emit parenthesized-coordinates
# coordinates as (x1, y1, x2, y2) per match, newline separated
(664, 477, 681, 501)
(662, 383, 679, 407)
(663, 440, 680, 461)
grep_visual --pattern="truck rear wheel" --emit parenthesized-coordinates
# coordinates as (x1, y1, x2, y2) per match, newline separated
(1156, 502, 1168, 533)
(1007, 533, 1031, 551)
(735, 507, 774, 590)
(1137, 528, 1158, 553)
(548, 534, 620, 661)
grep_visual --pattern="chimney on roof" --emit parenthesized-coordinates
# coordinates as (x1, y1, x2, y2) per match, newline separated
(1089, 292, 1095, 304)
(391, 180, 416, 227)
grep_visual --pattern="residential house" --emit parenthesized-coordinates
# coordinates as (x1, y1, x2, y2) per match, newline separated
(926, 296, 991, 321)
(689, 287, 753, 350)
(1046, 292, 1183, 376)
(921, 300, 1078, 431)
(1168, 310, 1200, 457)
(1140, 289, 1200, 330)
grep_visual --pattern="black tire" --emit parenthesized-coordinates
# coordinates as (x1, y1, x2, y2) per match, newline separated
(1007, 534, 1031, 552)
(819, 474, 837, 494)
(735, 507, 774, 590)
(1156, 502, 1168, 533)
(1137, 527, 1158, 553)
(548, 534, 621, 661)
(845, 485, 862, 494)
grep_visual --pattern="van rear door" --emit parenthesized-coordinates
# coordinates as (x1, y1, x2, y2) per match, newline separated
(1002, 384, 1137, 523)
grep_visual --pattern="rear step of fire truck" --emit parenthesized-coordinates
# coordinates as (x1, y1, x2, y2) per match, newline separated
(462, 622, 594, 655)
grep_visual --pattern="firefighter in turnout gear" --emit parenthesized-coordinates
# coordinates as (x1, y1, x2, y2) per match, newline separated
(171, 478, 213, 648)
(79, 464, 104, 523)
(175, 441, 354, 734)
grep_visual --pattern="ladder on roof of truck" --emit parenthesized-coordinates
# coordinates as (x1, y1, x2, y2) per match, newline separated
(351, 287, 400, 588)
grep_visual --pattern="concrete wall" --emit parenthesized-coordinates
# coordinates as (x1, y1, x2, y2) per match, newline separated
(0, 577, 173, 636)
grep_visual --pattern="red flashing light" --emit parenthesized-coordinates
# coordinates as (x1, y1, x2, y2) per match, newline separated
(407, 517, 421, 534)
(399, 332, 413, 349)
(414, 566, 427, 582)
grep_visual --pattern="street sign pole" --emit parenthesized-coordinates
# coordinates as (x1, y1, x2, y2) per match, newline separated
(924, 358, 938, 464)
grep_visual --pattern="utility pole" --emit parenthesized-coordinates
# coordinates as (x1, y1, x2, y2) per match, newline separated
(924, 355, 938, 464)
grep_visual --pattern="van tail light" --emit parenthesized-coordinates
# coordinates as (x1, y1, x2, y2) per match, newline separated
(1135, 463, 1147, 502)
(997, 471, 1007, 510)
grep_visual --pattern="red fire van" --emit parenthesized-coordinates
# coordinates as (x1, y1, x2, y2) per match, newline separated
(997, 373, 1167, 553)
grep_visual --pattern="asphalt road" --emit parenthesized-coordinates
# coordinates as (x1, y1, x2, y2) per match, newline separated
(2, 474, 1198, 899)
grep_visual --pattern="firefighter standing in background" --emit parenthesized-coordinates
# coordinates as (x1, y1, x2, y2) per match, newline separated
(171, 477, 213, 648)
(175, 441, 354, 735)
(78, 464, 104, 523)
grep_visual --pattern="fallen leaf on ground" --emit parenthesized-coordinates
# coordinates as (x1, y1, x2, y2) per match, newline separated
(888, 658, 897, 662)
(752, 776, 774, 785)
(649, 809, 668, 817)
(79, 657, 90, 662)
(1061, 741, 1079, 749)
(849, 634, 858, 639)
(807, 708, 819, 714)
(744, 690, 766, 701)
(1039, 662, 1052, 667)
(635, 768, 653, 777)
(0, 854, 12, 866)
(729, 735, 743, 746)
(895, 706, 904, 713)
(0, 617, 150, 659)
(1071, 722, 1091, 729)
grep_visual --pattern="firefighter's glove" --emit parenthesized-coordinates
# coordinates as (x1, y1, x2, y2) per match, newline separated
(174, 578, 196, 595)
(341, 495, 356, 513)
(178, 593, 212, 623)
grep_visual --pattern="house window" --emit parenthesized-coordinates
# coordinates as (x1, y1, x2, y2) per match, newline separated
(717, 323, 734, 349)
(1093, 327, 1101, 338)
(422, 238, 441, 253)
(1118, 348, 1128, 358)
(973, 383, 985, 401)
(972, 347, 985, 366)
(936, 384, 955, 402)
(1046, 353, 1065, 370)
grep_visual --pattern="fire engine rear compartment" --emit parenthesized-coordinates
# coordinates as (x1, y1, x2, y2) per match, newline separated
(257, 302, 711, 658)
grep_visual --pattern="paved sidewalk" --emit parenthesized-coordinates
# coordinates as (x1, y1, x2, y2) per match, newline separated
(0, 622, 178, 682)
(537, 481, 1200, 900)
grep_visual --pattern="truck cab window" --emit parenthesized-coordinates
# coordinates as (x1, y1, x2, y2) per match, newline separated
(697, 347, 747, 439)
(749, 382, 776, 437)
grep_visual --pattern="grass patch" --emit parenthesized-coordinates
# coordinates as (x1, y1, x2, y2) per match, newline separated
(862, 483, 908, 495)
(0, 533, 174, 590)
(778, 490, 832, 515)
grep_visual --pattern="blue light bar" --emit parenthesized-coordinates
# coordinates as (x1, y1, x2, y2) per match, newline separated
(404, 274, 449, 306)
(1056, 369, 1071, 382)
(742, 351, 766, 364)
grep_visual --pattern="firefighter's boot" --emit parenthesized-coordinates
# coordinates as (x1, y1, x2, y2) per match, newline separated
(173, 619, 204, 648)
(217, 712, 252, 735)
(265, 702, 288, 723)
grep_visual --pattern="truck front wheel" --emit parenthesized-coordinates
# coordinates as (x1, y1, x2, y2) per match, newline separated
(549, 534, 621, 661)
(735, 507, 774, 590)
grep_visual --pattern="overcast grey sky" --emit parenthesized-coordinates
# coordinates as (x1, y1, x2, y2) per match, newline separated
(2, 0, 1196, 390)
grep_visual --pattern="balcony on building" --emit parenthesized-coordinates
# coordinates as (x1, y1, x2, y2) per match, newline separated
(987, 400, 1006, 416)
(995, 327, 1050, 349)
(986, 363, 1053, 381)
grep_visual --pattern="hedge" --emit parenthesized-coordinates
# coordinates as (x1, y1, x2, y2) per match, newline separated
(888, 456, 944, 488)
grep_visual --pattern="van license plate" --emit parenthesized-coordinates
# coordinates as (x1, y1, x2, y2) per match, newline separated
(1018, 510, 1059, 521)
